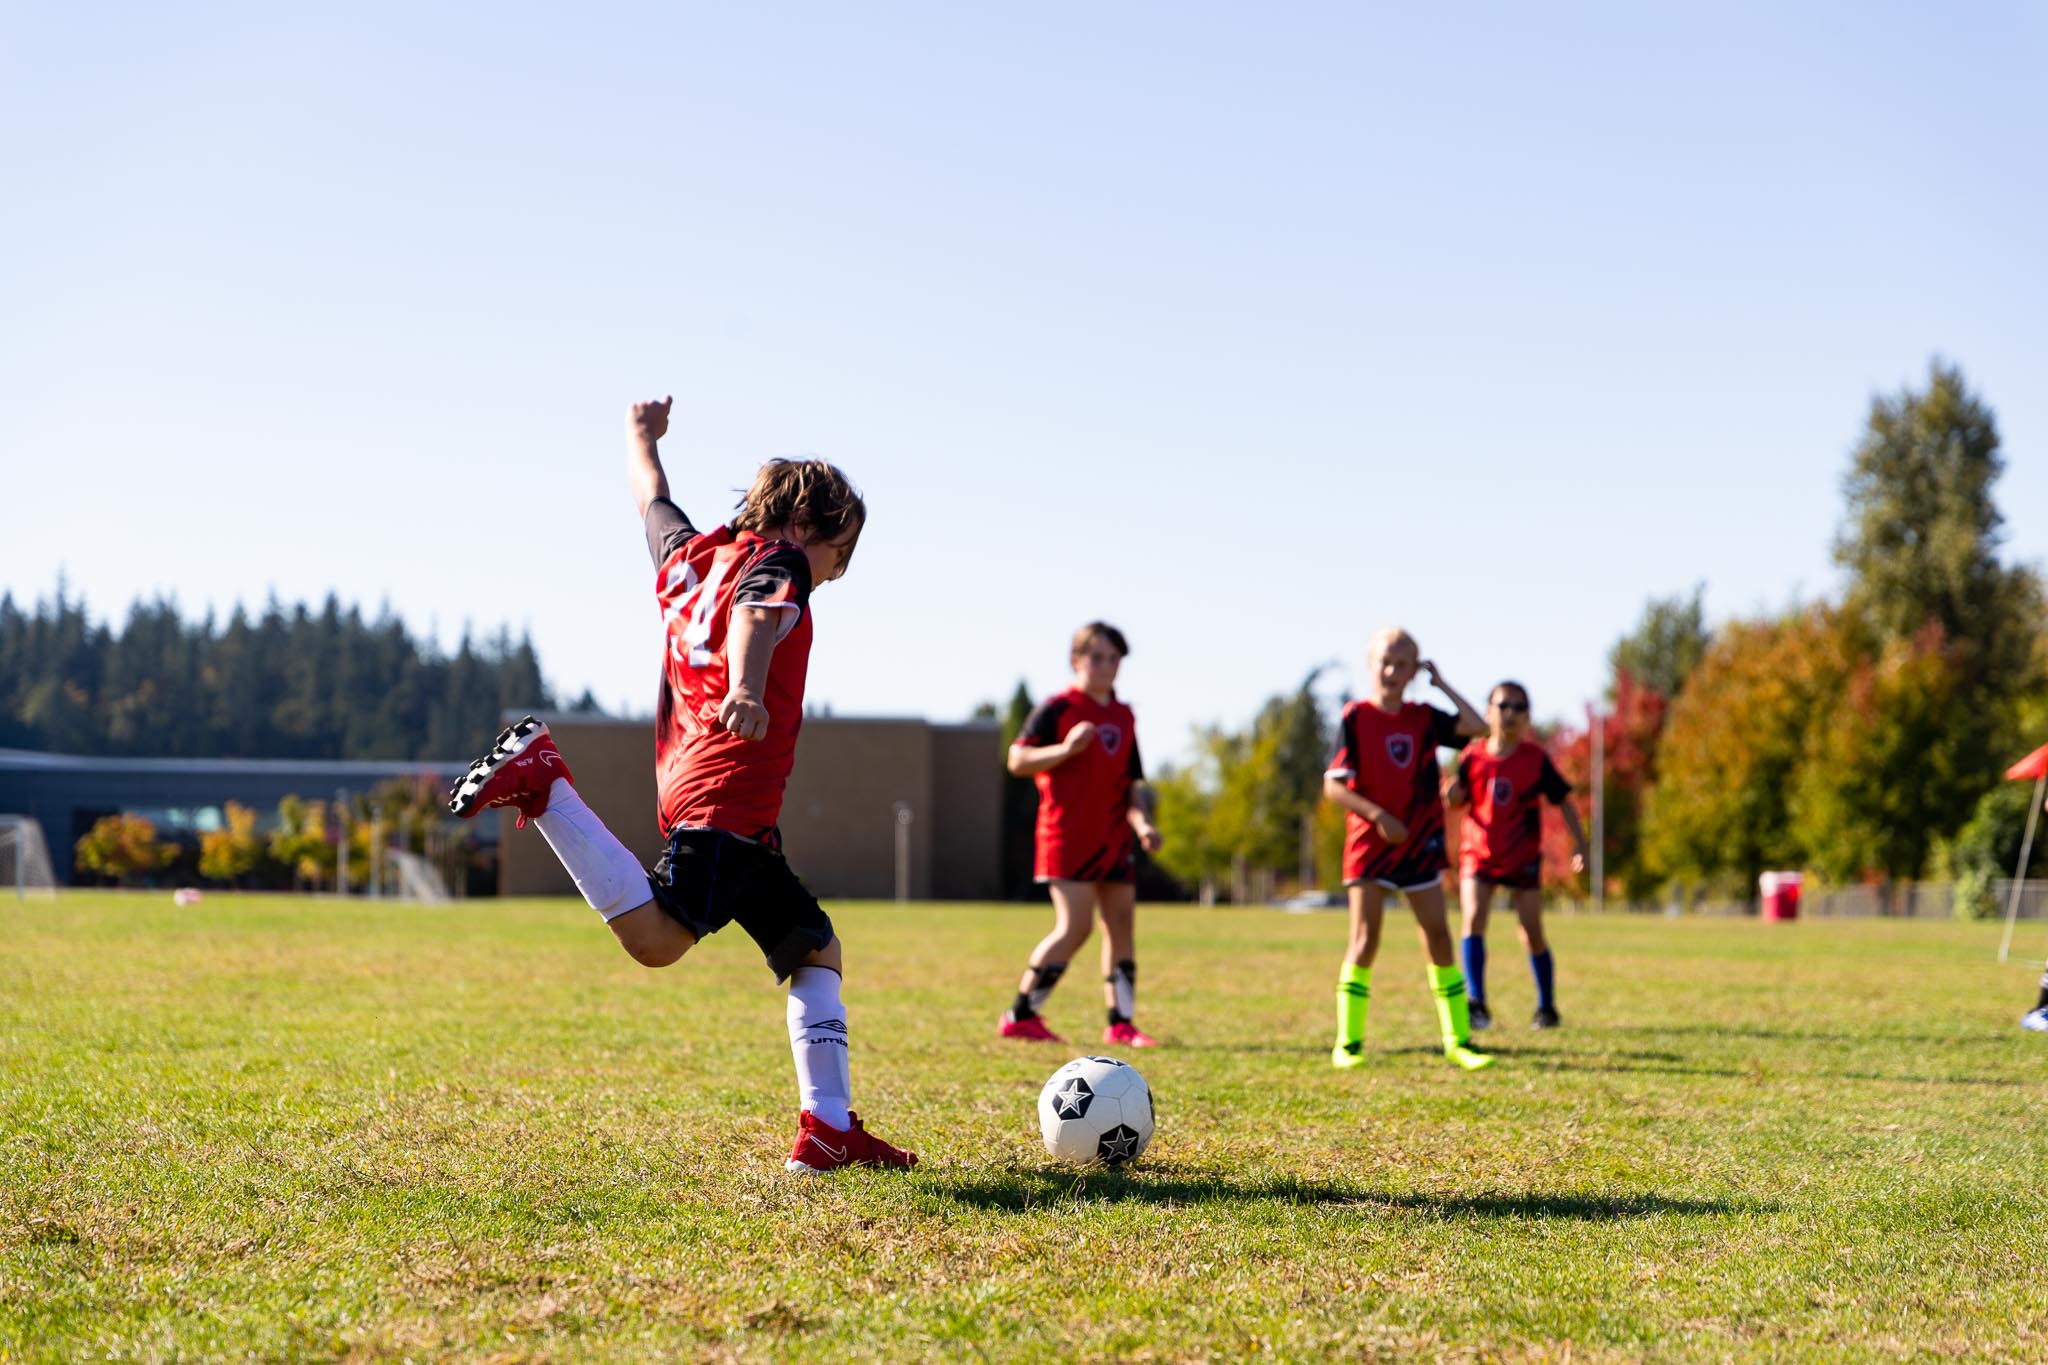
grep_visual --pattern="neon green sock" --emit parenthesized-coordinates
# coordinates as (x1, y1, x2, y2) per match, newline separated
(1428, 962, 1473, 1053)
(1335, 963, 1371, 1052)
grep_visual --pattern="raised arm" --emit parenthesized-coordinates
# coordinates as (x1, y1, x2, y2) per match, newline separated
(1422, 660, 1487, 737)
(627, 395, 674, 520)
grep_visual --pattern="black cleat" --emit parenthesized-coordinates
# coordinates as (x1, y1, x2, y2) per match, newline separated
(1531, 1005, 1561, 1029)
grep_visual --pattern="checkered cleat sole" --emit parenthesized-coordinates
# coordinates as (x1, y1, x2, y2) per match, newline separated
(446, 716, 569, 827)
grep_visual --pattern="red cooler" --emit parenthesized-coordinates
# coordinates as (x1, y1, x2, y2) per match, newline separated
(1759, 871, 1803, 921)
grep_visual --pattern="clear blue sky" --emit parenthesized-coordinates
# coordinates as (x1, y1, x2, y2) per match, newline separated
(5, 3, 2043, 760)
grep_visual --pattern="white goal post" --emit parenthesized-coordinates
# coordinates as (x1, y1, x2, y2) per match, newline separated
(0, 816, 59, 900)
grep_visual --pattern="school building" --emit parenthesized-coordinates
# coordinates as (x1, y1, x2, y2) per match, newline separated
(0, 714, 1004, 900)
(497, 715, 1004, 901)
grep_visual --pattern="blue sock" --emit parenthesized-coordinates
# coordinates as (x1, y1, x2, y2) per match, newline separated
(1530, 950, 1555, 1012)
(1461, 935, 1488, 1006)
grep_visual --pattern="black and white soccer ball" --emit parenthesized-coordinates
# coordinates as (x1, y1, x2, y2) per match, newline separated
(1038, 1056, 1154, 1167)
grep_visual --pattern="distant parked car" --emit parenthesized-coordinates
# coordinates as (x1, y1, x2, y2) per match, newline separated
(1278, 889, 1342, 911)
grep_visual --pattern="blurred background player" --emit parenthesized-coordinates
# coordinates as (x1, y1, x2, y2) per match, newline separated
(1447, 681, 1589, 1031)
(1323, 628, 1491, 1070)
(1000, 623, 1165, 1047)
(448, 395, 915, 1175)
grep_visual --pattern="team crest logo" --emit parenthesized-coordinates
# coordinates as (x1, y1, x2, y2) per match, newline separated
(1492, 777, 1514, 803)
(1385, 734, 1414, 767)
(1097, 723, 1124, 756)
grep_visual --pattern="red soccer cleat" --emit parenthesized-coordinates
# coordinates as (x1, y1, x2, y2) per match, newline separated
(999, 1014, 1065, 1043)
(1104, 1021, 1159, 1048)
(785, 1110, 918, 1174)
(446, 716, 572, 828)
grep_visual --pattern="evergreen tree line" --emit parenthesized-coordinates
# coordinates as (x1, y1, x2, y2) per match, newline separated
(0, 588, 577, 760)
(994, 362, 2048, 912)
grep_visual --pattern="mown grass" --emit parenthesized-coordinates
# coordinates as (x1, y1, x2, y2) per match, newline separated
(3, 894, 2046, 1362)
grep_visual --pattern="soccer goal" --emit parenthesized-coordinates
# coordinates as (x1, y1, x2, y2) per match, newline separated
(386, 848, 452, 904)
(0, 816, 59, 900)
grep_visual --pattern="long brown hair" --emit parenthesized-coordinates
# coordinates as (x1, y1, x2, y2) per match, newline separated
(733, 458, 866, 545)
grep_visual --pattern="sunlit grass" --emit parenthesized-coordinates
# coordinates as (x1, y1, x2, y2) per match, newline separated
(4, 895, 2045, 1361)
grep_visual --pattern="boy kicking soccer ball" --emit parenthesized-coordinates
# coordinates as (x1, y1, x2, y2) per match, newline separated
(447, 395, 915, 1174)
(999, 622, 1165, 1047)
(1447, 681, 1588, 1031)
(1323, 628, 1492, 1070)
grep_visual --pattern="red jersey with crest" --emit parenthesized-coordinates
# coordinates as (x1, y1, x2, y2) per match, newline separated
(1456, 739, 1572, 885)
(647, 501, 813, 843)
(1014, 688, 1145, 883)
(1326, 701, 1464, 887)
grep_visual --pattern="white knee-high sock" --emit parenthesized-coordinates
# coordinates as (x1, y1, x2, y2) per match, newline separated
(530, 781, 653, 921)
(787, 965, 852, 1130)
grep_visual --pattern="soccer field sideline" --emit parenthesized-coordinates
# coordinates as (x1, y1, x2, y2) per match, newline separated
(4, 896, 2046, 1362)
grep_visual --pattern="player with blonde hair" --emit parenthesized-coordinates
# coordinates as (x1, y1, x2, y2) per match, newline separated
(1323, 628, 1492, 1070)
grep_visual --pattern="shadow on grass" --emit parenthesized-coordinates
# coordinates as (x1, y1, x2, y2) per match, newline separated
(926, 1167, 1763, 1222)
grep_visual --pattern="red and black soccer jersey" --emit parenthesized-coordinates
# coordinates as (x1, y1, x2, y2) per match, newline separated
(647, 498, 812, 842)
(1326, 701, 1464, 889)
(1456, 739, 1572, 889)
(1014, 687, 1145, 883)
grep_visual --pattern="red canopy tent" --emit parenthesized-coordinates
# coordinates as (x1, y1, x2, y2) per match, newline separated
(1997, 743, 2048, 961)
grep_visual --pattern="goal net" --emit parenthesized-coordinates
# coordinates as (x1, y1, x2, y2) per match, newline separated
(0, 816, 59, 899)
(386, 848, 452, 904)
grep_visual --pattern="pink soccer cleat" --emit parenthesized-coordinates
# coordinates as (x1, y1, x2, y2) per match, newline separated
(785, 1110, 918, 1174)
(447, 715, 572, 828)
(1104, 1021, 1159, 1048)
(999, 1014, 1065, 1043)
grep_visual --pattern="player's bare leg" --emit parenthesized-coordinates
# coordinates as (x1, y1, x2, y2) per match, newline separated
(449, 718, 689, 967)
(1096, 882, 1155, 1047)
(1513, 886, 1559, 1028)
(1409, 880, 1493, 1069)
(605, 903, 696, 968)
(1002, 880, 1097, 1041)
(1332, 883, 1384, 1067)
(1460, 877, 1495, 1029)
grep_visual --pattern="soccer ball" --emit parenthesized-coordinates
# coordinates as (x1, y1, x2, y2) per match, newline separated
(1038, 1056, 1154, 1167)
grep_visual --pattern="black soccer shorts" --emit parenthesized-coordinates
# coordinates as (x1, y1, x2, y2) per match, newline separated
(648, 829, 835, 981)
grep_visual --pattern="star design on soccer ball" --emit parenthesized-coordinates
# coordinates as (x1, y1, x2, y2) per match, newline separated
(1099, 1126, 1140, 1164)
(1053, 1078, 1091, 1119)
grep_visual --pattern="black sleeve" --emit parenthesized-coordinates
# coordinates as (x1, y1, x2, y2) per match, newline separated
(1537, 753, 1574, 804)
(1128, 729, 1145, 783)
(644, 497, 698, 570)
(1015, 697, 1068, 749)
(1429, 706, 1464, 751)
(732, 541, 813, 619)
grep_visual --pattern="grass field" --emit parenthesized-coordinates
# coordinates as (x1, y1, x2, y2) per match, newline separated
(4, 894, 2047, 1362)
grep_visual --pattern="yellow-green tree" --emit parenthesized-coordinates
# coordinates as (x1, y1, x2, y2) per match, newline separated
(198, 800, 266, 886)
(74, 814, 177, 885)
(1790, 621, 1968, 885)
(269, 795, 337, 889)
(1641, 609, 1845, 894)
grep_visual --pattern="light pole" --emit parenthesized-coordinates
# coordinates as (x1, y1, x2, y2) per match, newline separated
(893, 802, 914, 903)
